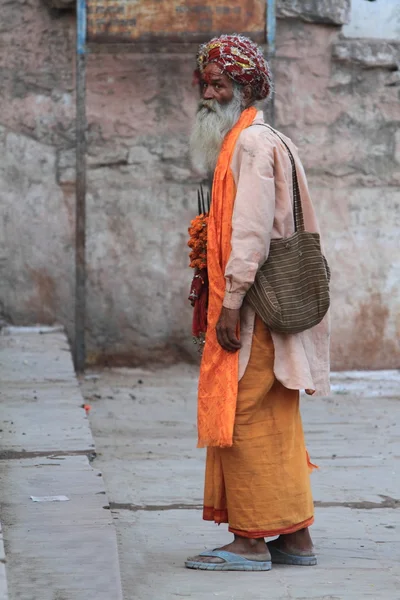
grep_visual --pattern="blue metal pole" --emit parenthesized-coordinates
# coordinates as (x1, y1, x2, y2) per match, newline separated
(75, 0, 87, 371)
(77, 0, 87, 55)
(266, 0, 276, 56)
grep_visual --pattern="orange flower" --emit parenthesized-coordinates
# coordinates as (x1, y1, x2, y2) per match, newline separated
(188, 213, 209, 269)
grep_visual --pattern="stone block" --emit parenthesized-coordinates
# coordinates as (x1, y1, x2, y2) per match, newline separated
(277, 0, 350, 25)
(56, 146, 131, 184)
(332, 40, 400, 69)
(153, 137, 189, 161)
(127, 146, 155, 165)
(87, 146, 128, 167)
(163, 165, 193, 183)
(4, 132, 55, 182)
(275, 19, 338, 60)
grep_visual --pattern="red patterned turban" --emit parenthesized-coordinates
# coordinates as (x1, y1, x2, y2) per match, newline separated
(196, 34, 272, 101)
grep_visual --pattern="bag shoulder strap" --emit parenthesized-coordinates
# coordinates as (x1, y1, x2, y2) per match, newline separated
(251, 123, 305, 233)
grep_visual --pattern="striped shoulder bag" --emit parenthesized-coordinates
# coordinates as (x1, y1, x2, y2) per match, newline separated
(246, 126, 331, 334)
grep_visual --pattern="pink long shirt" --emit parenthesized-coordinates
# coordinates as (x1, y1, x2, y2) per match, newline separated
(222, 111, 330, 395)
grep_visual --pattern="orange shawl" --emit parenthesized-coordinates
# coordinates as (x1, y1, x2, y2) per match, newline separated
(197, 107, 257, 448)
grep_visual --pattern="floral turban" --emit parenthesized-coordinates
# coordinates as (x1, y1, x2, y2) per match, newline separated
(196, 34, 272, 101)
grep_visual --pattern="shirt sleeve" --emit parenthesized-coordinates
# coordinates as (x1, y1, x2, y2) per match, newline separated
(223, 130, 276, 310)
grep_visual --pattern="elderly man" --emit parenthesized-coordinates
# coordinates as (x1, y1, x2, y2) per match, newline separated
(185, 35, 330, 571)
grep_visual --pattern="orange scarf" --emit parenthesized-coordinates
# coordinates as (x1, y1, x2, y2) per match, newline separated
(197, 107, 257, 448)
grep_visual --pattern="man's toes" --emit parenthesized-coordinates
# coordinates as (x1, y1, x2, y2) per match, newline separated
(187, 555, 224, 564)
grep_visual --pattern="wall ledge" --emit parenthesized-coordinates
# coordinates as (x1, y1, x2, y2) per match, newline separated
(277, 0, 350, 26)
(333, 39, 400, 69)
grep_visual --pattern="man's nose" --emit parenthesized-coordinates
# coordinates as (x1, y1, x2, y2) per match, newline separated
(202, 85, 216, 100)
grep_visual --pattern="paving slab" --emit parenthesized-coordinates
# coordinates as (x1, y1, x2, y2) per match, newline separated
(0, 384, 94, 458)
(0, 328, 93, 457)
(0, 327, 123, 600)
(0, 455, 122, 600)
(0, 328, 75, 383)
(81, 365, 400, 600)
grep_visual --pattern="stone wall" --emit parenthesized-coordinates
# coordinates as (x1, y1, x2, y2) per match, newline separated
(273, 22, 400, 369)
(0, 0, 399, 369)
(0, 0, 200, 365)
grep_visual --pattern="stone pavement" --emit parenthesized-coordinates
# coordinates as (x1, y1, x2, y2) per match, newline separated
(81, 366, 400, 600)
(0, 325, 399, 600)
(0, 327, 123, 600)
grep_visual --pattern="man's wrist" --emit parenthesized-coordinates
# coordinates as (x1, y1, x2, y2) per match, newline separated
(223, 289, 245, 310)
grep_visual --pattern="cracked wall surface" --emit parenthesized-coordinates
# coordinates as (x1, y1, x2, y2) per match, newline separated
(0, 0, 399, 369)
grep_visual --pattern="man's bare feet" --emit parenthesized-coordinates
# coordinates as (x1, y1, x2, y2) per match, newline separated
(187, 535, 270, 564)
(269, 527, 315, 556)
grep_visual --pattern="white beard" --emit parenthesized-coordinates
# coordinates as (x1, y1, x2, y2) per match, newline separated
(189, 86, 243, 178)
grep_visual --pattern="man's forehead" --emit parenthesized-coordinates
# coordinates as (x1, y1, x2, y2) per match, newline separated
(202, 63, 229, 82)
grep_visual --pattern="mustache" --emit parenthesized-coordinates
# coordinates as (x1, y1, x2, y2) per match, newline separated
(197, 99, 217, 113)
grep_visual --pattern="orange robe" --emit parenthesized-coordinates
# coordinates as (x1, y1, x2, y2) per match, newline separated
(203, 316, 316, 537)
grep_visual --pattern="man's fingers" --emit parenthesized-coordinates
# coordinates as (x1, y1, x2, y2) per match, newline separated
(217, 327, 231, 351)
(216, 326, 228, 351)
(217, 326, 240, 352)
(226, 327, 241, 349)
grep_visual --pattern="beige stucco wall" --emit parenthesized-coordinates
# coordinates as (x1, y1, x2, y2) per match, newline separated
(0, 1, 399, 369)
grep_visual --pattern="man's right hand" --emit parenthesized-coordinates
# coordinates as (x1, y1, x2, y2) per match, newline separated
(216, 307, 242, 352)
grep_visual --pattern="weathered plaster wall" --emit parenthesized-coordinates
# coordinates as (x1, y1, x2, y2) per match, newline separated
(0, 3, 76, 331)
(0, 1, 199, 365)
(0, 0, 399, 369)
(273, 21, 400, 369)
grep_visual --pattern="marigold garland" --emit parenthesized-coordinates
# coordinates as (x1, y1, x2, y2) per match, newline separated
(188, 213, 208, 270)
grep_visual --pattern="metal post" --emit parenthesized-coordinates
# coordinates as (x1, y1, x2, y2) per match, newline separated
(266, 0, 276, 127)
(75, 0, 87, 372)
(266, 0, 276, 57)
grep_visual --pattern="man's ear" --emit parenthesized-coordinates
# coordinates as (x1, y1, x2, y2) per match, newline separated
(242, 85, 254, 106)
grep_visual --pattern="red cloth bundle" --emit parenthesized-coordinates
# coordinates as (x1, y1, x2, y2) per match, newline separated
(188, 269, 208, 339)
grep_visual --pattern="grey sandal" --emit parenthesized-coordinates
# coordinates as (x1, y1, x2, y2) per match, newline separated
(267, 543, 317, 566)
(185, 550, 272, 571)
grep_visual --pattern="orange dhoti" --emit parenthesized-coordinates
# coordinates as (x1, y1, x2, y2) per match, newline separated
(203, 316, 315, 538)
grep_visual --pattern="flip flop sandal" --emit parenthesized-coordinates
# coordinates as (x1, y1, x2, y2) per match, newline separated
(267, 544, 317, 566)
(185, 550, 272, 571)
